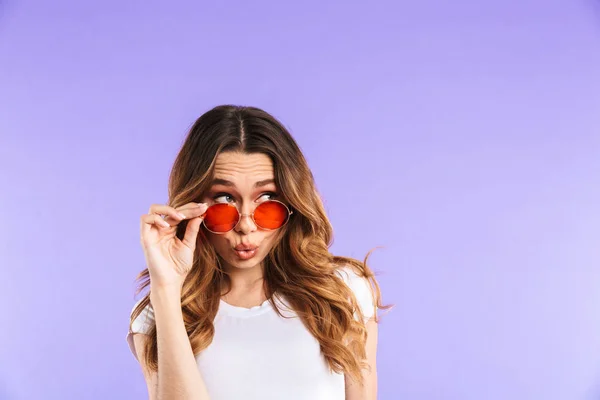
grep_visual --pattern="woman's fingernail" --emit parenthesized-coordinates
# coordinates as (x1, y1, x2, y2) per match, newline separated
(178, 213, 187, 219)
(160, 220, 170, 228)
(197, 203, 208, 209)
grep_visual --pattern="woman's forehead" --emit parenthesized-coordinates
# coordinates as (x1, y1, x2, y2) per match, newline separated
(212, 152, 275, 184)
(214, 151, 272, 169)
(210, 177, 276, 189)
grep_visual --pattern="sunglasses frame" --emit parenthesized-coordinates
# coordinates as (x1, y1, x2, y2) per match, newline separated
(201, 199, 294, 235)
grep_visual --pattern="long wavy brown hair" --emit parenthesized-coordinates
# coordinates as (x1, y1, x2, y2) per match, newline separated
(130, 105, 389, 385)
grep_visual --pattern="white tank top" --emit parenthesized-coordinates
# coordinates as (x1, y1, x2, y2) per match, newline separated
(126, 266, 375, 400)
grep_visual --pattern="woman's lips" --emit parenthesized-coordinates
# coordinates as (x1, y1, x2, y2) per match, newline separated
(234, 247, 258, 260)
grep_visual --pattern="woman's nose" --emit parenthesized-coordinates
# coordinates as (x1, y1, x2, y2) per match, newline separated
(235, 212, 257, 234)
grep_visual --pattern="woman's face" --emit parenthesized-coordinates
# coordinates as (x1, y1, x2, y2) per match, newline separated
(202, 151, 285, 271)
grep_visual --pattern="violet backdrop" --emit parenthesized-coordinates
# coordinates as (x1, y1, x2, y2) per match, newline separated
(1, 0, 599, 399)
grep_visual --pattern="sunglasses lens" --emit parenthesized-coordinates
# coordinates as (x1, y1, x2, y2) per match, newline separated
(254, 201, 290, 230)
(203, 204, 239, 233)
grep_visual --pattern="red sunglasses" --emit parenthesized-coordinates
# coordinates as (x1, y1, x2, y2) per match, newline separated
(201, 200, 293, 234)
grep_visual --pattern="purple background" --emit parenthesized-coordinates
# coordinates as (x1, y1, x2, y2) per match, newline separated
(1, 0, 599, 399)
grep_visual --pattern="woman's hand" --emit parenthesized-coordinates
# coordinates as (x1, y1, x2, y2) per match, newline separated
(140, 202, 209, 290)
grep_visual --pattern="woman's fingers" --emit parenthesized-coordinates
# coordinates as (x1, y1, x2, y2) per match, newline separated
(182, 204, 209, 249)
(149, 203, 208, 221)
(141, 203, 209, 241)
(148, 204, 189, 223)
(140, 213, 169, 227)
(140, 213, 172, 245)
(179, 203, 209, 218)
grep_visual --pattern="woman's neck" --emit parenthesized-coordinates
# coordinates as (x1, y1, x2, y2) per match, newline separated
(221, 262, 266, 298)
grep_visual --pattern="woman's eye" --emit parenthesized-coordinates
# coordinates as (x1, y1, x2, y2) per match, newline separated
(258, 192, 278, 201)
(212, 192, 278, 204)
(213, 193, 235, 203)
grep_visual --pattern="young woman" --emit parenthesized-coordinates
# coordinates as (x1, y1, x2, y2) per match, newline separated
(127, 105, 386, 400)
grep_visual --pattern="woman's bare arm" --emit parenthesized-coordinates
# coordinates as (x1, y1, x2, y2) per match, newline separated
(131, 334, 158, 399)
(151, 286, 210, 400)
(136, 203, 212, 399)
(140, 285, 210, 400)
(345, 319, 378, 400)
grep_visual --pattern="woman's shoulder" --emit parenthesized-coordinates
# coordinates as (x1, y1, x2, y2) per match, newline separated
(334, 264, 363, 281)
(128, 296, 154, 334)
(126, 296, 154, 361)
(333, 264, 377, 321)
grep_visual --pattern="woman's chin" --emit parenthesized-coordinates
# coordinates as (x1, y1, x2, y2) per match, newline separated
(223, 254, 266, 270)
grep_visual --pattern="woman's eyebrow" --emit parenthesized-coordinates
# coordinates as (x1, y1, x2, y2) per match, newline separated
(211, 178, 275, 188)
